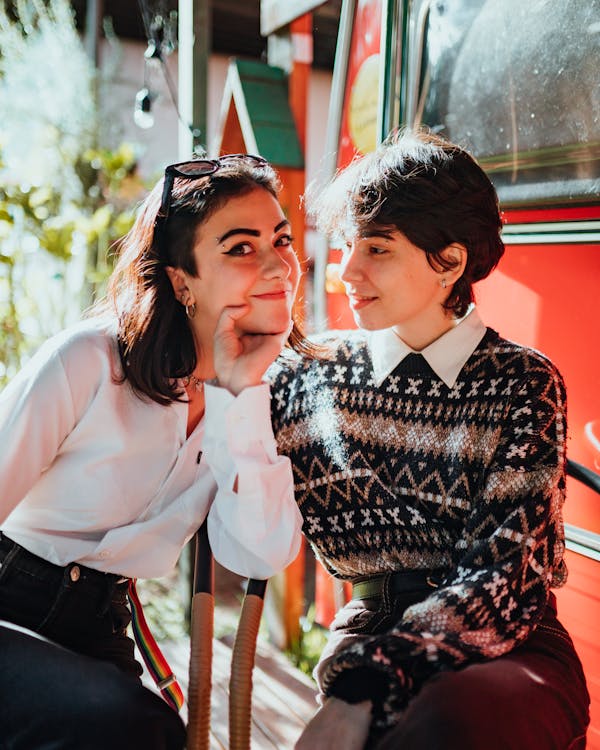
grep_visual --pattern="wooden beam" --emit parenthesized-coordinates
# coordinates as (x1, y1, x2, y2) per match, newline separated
(178, 0, 210, 157)
(288, 14, 312, 152)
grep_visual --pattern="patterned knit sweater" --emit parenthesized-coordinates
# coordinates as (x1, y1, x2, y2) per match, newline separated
(269, 327, 567, 730)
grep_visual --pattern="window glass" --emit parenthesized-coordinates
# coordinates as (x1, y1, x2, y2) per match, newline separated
(417, 0, 600, 206)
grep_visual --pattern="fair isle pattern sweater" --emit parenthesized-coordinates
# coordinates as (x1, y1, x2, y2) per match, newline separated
(269, 328, 567, 729)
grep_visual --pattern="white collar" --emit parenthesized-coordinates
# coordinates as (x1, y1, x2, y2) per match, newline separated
(368, 306, 487, 388)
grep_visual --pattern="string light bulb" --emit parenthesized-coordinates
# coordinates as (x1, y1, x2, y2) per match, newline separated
(134, 87, 155, 129)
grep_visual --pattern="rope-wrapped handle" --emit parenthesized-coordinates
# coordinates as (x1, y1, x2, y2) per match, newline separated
(187, 522, 214, 750)
(188, 592, 214, 750)
(229, 579, 268, 750)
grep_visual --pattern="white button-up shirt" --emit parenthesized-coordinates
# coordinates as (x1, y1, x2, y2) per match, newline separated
(368, 306, 487, 388)
(0, 321, 302, 580)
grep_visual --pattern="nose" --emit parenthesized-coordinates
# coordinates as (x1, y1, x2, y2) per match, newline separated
(339, 244, 362, 283)
(262, 246, 292, 280)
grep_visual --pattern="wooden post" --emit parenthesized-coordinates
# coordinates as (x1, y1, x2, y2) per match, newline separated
(281, 13, 313, 651)
(289, 14, 312, 152)
(178, 0, 211, 619)
(286, 13, 311, 323)
(178, 0, 210, 157)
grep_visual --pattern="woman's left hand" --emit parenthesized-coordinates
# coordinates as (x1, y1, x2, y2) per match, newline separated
(294, 697, 372, 750)
(213, 305, 292, 395)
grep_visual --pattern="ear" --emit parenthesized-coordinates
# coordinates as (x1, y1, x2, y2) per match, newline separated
(440, 243, 467, 282)
(165, 266, 192, 305)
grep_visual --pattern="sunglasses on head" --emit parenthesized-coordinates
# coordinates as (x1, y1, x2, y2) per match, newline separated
(157, 153, 268, 222)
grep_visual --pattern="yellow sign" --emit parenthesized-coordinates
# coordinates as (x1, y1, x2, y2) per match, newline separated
(348, 53, 380, 154)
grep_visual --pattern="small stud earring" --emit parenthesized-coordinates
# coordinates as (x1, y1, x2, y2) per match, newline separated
(440, 278, 447, 289)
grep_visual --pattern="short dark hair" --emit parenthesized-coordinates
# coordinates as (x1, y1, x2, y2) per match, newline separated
(94, 158, 306, 405)
(312, 129, 505, 318)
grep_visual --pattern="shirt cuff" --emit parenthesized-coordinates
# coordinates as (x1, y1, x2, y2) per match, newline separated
(203, 382, 276, 458)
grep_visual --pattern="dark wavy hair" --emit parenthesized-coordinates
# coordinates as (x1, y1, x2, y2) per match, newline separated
(312, 129, 505, 318)
(93, 158, 308, 405)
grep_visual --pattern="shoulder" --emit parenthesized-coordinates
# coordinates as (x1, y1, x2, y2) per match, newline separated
(46, 319, 119, 372)
(308, 328, 369, 354)
(476, 329, 565, 396)
(267, 329, 369, 384)
(19, 319, 121, 395)
(1, 320, 120, 414)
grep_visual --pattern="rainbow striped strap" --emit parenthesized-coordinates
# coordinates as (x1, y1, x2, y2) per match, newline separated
(127, 578, 185, 712)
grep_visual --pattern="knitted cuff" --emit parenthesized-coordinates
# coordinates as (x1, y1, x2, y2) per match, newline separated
(321, 646, 413, 731)
(328, 666, 389, 705)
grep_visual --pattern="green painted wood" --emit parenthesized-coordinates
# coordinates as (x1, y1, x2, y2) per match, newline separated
(234, 59, 304, 168)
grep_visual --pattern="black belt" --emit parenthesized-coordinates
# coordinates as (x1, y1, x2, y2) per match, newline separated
(351, 569, 445, 600)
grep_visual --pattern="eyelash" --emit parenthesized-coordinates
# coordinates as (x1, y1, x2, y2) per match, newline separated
(276, 234, 294, 247)
(344, 243, 388, 256)
(224, 234, 294, 256)
(224, 242, 253, 257)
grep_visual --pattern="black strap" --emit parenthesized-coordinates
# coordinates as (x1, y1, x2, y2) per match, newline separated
(352, 569, 445, 600)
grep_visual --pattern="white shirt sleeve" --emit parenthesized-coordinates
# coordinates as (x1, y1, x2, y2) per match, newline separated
(0, 343, 76, 525)
(202, 382, 303, 579)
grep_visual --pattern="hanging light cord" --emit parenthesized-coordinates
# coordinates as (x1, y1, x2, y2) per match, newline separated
(136, 0, 156, 52)
(136, 0, 201, 142)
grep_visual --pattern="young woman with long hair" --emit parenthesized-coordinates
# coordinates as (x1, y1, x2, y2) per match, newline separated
(0, 154, 304, 749)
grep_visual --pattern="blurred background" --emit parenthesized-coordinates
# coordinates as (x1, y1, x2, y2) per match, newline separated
(0, 0, 339, 384)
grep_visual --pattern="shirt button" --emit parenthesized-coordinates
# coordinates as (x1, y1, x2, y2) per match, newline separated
(70, 565, 81, 582)
(99, 550, 110, 559)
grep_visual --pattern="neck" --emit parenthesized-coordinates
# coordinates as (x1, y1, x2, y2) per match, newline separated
(189, 322, 217, 381)
(392, 308, 459, 351)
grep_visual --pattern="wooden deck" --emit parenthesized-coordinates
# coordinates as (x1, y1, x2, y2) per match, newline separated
(148, 635, 317, 749)
(140, 566, 318, 749)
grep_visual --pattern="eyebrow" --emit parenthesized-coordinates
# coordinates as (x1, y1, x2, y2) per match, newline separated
(217, 219, 290, 244)
(359, 228, 395, 240)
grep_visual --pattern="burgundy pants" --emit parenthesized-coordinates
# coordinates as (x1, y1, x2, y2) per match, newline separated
(372, 607, 589, 749)
(318, 592, 590, 750)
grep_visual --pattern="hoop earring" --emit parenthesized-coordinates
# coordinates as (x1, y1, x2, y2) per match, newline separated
(185, 302, 196, 318)
(440, 278, 447, 289)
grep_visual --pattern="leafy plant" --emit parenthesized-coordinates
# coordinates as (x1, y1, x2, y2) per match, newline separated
(135, 574, 188, 642)
(0, 0, 145, 385)
(285, 604, 329, 679)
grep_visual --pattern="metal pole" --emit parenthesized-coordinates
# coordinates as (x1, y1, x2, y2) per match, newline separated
(82, 0, 104, 310)
(313, 0, 356, 330)
(84, 0, 103, 67)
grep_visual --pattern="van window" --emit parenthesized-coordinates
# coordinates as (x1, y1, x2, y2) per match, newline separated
(416, 0, 600, 206)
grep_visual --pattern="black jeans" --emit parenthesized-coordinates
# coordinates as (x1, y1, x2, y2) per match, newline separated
(0, 532, 186, 750)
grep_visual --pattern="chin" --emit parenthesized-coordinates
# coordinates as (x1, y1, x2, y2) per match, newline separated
(239, 310, 291, 335)
(239, 326, 289, 336)
(352, 312, 384, 331)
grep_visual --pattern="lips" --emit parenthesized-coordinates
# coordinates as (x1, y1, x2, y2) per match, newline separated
(252, 288, 292, 301)
(347, 292, 377, 310)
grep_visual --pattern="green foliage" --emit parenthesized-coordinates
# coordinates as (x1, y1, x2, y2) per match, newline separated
(0, 140, 141, 385)
(0, 0, 96, 199)
(135, 575, 188, 642)
(285, 605, 329, 679)
(0, 0, 144, 385)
